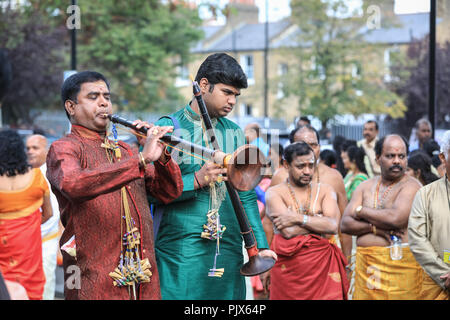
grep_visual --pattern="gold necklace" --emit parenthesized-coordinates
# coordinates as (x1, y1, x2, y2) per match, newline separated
(373, 176, 402, 209)
(287, 179, 312, 216)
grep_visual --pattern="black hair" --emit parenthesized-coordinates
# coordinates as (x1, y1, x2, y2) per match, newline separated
(296, 116, 311, 126)
(283, 142, 315, 164)
(346, 146, 368, 175)
(341, 139, 357, 152)
(61, 71, 110, 119)
(408, 151, 439, 185)
(375, 134, 409, 157)
(332, 135, 347, 177)
(195, 53, 248, 91)
(320, 149, 337, 168)
(365, 120, 379, 131)
(332, 135, 346, 153)
(431, 154, 442, 169)
(423, 139, 441, 158)
(0, 129, 30, 177)
(289, 125, 320, 145)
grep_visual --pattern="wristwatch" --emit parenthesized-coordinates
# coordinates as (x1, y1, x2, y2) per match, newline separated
(301, 214, 309, 226)
(355, 205, 363, 217)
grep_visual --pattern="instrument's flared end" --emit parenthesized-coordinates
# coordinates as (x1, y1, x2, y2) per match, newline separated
(227, 144, 268, 191)
(240, 255, 275, 277)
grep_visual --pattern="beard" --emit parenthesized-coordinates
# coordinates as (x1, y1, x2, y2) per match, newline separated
(291, 175, 312, 187)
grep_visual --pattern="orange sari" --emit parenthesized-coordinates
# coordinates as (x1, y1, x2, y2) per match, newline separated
(0, 168, 49, 300)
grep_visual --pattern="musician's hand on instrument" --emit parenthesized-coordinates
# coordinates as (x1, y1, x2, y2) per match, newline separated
(195, 161, 227, 188)
(131, 120, 154, 146)
(258, 249, 277, 261)
(141, 125, 174, 163)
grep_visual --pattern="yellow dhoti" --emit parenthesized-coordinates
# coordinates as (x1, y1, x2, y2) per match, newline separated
(353, 245, 448, 300)
(419, 271, 450, 300)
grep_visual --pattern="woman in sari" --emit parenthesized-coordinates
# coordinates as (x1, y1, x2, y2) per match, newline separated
(342, 146, 369, 200)
(0, 130, 52, 299)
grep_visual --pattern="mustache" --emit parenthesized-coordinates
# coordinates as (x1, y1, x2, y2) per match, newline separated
(389, 165, 403, 171)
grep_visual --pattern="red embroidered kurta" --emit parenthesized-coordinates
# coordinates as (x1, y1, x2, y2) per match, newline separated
(46, 125, 183, 300)
(270, 234, 349, 300)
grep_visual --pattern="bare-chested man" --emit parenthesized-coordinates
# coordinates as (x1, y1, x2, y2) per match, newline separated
(263, 125, 352, 258)
(341, 134, 423, 300)
(263, 142, 349, 300)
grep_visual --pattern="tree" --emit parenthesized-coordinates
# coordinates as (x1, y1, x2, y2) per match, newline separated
(61, 0, 203, 114)
(390, 36, 450, 137)
(278, 0, 406, 131)
(0, 0, 204, 126)
(0, 3, 66, 126)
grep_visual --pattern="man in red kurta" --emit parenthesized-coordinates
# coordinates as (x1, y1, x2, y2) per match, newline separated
(46, 71, 183, 300)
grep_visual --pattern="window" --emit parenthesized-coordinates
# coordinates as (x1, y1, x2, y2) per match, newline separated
(175, 64, 190, 87)
(240, 103, 253, 117)
(240, 54, 255, 85)
(384, 47, 399, 82)
(351, 63, 361, 78)
(277, 63, 289, 99)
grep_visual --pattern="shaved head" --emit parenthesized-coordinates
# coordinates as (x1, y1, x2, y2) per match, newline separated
(26, 135, 48, 168)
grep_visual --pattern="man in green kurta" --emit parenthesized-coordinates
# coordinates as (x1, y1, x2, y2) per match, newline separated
(151, 53, 275, 300)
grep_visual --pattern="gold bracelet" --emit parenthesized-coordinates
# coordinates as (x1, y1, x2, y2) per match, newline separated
(139, 152, 147, 169)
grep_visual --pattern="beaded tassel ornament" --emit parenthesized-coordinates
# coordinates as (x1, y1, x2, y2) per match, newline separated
(198, 120, 227, 277)
(203, 180, 227, 278)
(105, 123, 152, 300)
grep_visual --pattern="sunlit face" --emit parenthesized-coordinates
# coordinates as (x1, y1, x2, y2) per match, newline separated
(200, 79, 240, 119)
(341, 151, 350, 170)
(293, 129, 320, 161)
(363, 122, 378, 143)
(65, 80, 112, 132)
(284, 151, 316, 187)
(26, 135, 47, 168)
(376, 136, 408, 181)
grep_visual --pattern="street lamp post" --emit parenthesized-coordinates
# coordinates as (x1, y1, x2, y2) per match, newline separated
(263, 0, 269, 127)
(429, 0, 436, 139)
(70, 0, 77, 71)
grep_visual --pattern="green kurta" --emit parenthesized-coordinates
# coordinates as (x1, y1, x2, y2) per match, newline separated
(152, 104, 268, 300)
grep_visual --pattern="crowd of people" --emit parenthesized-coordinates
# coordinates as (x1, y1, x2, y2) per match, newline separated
(0, 52, 449, 301)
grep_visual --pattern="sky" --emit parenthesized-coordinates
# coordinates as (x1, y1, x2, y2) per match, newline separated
(196, 0, 431, 24)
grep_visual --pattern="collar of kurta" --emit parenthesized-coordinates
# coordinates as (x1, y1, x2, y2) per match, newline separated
(364, 136, 378, 149)
(71, 124, 107, 141)
(185, 102, 218, 127)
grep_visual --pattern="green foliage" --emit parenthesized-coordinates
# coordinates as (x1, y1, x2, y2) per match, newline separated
(73, 0, 203, 113)
(390, 37, 450, 135)
(0, 2, 66, 125)
(279, 0, 406, 128)
(1, 0, 204, 126)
